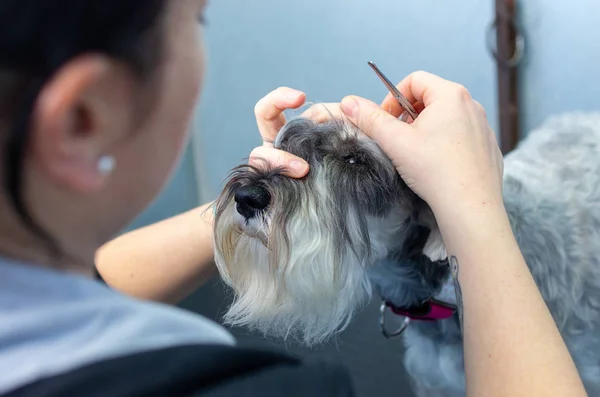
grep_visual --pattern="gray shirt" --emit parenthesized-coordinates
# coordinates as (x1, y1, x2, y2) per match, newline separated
(0, 257, 235, 395)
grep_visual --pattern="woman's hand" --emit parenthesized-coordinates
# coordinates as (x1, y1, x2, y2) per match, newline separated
(339, 71, 504, 219)
(250, 87, 345, 177)
(340, 72, 590, 397)
(250, 87, 310, 177)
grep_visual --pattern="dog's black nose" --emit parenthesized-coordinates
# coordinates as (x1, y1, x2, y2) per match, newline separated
(234, 185, 271, 219)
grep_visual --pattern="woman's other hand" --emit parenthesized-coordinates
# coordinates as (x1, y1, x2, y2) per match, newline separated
(250, 87, 309, 177)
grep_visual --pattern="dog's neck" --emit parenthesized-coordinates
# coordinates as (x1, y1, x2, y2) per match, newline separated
(368, 222, 454, 311)
(374, 256, 457, 327)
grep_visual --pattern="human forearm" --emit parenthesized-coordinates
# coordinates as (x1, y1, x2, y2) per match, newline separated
(95, 202, 216, 304)
(435, 204, 588, 397)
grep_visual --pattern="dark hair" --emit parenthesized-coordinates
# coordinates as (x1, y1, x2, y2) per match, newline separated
(0, 1, 168, 254)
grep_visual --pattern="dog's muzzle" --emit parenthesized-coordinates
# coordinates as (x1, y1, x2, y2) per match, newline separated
(234, 185, 271, 219)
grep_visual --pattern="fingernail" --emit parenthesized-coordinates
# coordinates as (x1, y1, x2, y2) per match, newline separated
(285, 89, 303, 102)
(290, 160, 309, 173)
(341, 96, 358, 118)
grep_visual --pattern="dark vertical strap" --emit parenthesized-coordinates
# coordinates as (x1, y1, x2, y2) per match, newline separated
(489, 0, 523, 154)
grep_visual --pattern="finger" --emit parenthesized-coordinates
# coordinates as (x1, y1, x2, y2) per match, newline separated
(377, 97, 422, 125)
(413, 101, 425, 114)
(380, 92, 408, 119)
(380, 71, 457, 114)
(340, 95, 413, 153)
(254, 87, 306, 146)
(249, 146, 309, 178)
(300, 103, 345, 123)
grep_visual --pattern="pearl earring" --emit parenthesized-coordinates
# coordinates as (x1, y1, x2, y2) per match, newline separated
(98, 156, 116, 175)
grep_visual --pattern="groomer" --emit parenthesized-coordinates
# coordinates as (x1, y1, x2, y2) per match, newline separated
(98, 76, 588, 397)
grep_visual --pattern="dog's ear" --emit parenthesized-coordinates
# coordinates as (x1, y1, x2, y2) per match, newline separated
(423, 227, 448, 262)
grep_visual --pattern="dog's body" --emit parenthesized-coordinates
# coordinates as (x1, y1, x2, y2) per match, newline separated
(213, 111, 600, 396)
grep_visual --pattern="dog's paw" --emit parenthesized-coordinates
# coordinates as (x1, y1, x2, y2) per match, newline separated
(423, 228, 448, 262)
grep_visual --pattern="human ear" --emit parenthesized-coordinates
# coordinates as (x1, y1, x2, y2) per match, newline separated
(30, 54, 137, 193)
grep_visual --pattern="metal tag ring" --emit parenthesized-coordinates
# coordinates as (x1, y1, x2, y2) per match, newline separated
(486, 17, 525, 69)
(379, 301, 411, 339)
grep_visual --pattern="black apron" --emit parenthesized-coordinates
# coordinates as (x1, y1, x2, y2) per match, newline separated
(3, 343, 356, 397)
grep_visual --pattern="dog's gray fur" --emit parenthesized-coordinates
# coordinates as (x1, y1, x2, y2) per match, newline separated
(213, 110, 600, 396)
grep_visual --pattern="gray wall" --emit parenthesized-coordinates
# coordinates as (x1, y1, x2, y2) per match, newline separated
(127, 1, 600, 396)
(194, 0, 498, 199)
(518, 0, 600, 134)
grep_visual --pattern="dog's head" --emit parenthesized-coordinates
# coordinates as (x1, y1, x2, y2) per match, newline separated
(213, 114, 446, 345)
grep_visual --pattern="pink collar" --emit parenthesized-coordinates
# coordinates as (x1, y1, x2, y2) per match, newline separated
(386, 298, 456, 321)
(379, 297, 457, 338)
(379, 276, 459, 338)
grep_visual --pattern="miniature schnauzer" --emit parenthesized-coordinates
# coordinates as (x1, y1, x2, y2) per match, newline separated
(212, 109, 600, 397)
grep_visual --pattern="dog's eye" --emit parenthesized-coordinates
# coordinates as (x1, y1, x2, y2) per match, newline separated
(343, 155, 361, 165)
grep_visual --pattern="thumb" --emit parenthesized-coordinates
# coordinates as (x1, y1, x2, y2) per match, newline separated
(340, 95, 412, 150)
(249, 146, 309, 178)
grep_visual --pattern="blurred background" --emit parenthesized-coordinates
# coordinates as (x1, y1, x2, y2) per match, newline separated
(125, 1, 600, 396)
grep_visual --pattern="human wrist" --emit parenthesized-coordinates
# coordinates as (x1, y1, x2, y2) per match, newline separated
(429, 189, 507, 229)
(432, 198, 513, 256)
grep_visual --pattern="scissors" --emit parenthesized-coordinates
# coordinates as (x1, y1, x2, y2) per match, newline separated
(368, 61, 418, 122)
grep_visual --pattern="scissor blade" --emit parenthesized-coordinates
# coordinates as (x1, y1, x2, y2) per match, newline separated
(368, 61, 418, 120)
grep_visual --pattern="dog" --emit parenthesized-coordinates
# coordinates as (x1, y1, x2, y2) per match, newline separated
(212, 109, 600, 396)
